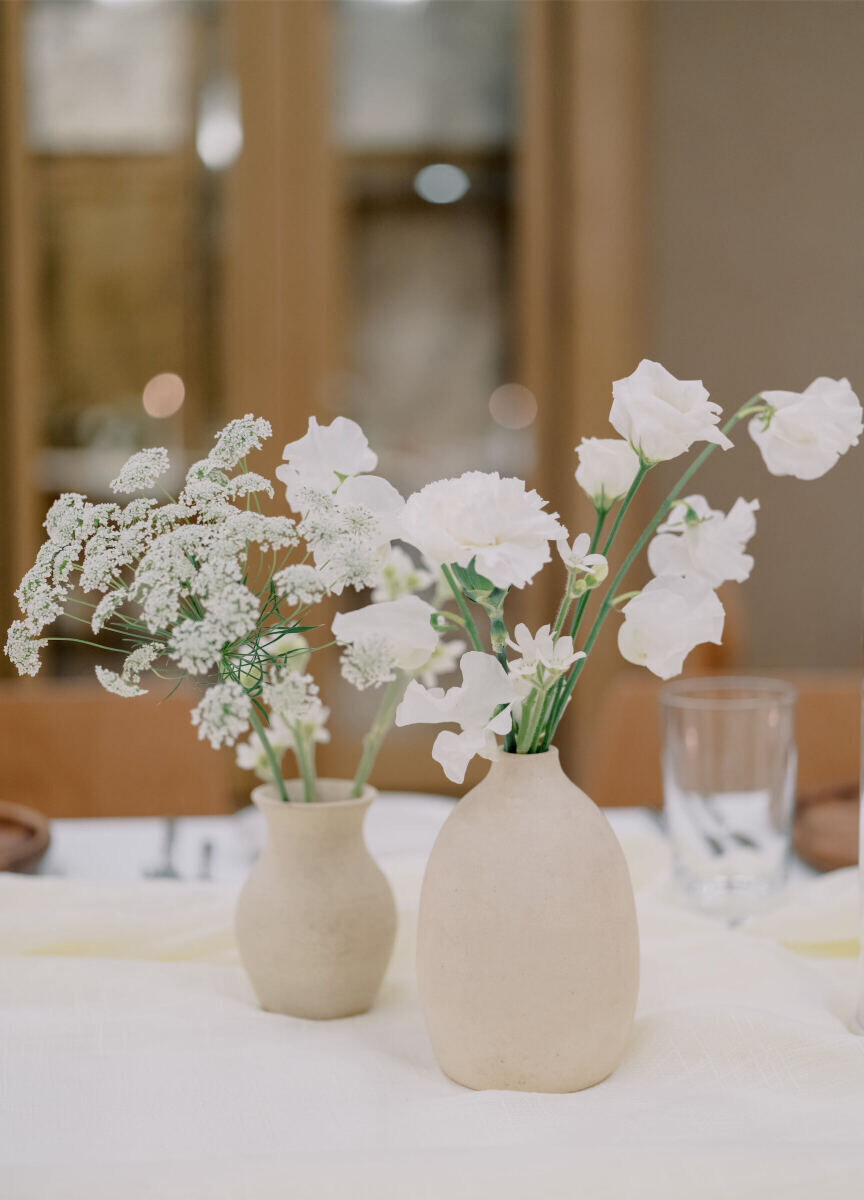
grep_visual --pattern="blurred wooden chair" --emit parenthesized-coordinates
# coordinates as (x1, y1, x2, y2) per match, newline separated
(0, 681, 231, 818)
(585, 669, 861, 809)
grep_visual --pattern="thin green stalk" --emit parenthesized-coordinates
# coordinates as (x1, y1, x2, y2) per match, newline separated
(45, 637, 130, 654)
(291, 727, 317, 803)
(249, 708, 291, 803)
(599, 464, 650, 558)
(442, 564, 483, 651)
(542, 396, 763, 748)
(352, 670, 410, 797)
(536, 508, 609, 748)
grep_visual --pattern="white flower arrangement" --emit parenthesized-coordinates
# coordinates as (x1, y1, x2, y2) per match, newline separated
(7, 362, 862, 796)
(391, 361, 862, 782)
(5, 413, 460, 803)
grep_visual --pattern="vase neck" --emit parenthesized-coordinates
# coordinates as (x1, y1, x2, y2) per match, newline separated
(485, 748, 564, 786)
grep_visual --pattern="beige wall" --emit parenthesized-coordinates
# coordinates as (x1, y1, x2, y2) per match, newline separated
(648, 0, 864, 668)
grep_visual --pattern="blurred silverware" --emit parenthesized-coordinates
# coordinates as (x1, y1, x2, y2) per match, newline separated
(144, 819, 180, 879)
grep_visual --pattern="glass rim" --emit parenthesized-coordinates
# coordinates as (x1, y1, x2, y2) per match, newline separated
(659, 676, 797, 711)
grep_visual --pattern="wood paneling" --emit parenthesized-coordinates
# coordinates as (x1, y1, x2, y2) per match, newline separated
(0, 681, 231, 818)
(0, 0, 39, 665)
(223, 0, 339, 478)
(517, 0, 650, 780)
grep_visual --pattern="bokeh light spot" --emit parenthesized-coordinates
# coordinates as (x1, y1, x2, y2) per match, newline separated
(143, 373, 185, 419)
(413, 163, 470, 205)
(489, 384, 537, 430)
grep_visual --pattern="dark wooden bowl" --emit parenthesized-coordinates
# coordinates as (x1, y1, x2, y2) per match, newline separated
(794, 783, 859, 872)
(0, 801, 51, 873)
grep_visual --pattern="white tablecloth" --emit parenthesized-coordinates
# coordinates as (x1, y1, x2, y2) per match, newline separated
(2, 800, 863, 1199)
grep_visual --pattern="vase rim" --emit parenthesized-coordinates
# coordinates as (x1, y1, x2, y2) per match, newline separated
(251, 779, 378, 809)
(498, 746, 559, 760)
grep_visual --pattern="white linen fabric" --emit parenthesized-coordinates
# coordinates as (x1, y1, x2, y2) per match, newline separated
(1, 804, 863, 1200)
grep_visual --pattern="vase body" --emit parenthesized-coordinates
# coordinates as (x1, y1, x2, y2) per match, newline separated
(235, 780, 397, 1019)
(417, 748, 639, 1092)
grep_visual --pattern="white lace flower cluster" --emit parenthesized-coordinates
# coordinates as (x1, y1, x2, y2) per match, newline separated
(4, 415, 329, 757)
(332, 595, 439, 690)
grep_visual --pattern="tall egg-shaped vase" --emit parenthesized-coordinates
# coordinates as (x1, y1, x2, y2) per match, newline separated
(417, 748, 639, 1092)
(236, 780, 397, 1019)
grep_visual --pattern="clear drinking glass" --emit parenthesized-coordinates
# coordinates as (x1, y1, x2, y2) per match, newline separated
(661, 678, 797, 916)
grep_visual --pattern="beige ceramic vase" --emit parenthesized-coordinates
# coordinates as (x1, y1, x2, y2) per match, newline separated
(417, 748, 639, 1092)
(235, 779, 397, 1019)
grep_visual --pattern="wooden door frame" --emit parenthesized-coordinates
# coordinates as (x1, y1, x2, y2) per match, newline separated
(0, 0, 39, 666)
(517, 0, 649, 780)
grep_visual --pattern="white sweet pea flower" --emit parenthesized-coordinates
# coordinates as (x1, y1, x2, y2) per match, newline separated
(648, 494, 759, 587)
(418, 637, 468, 687)
(333, 595, 438, 689)
(336, 474, 405, 542)
(507, 623, 584, 681)
(276, 416, 378, 508)
(617, 575, 724, 680)
(749, 377, 863, 480)
(395, 650, 520, 783)
(574, 437, 641, 509)
(400, 472, 565, 590)
(610, 360, 732, 463)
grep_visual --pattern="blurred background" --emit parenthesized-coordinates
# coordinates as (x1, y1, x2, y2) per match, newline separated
(1, 0, 861, 818)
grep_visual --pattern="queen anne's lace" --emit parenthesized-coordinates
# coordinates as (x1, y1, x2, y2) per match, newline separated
(191, 681, 252, 748)
(274, 564, 328, 608)
(110, 448, 170, 495)
(209, 415, 272, 469)
(5, 621, 48, 677)
(339, 638, 397, 690)
(94, 642, 166, 697)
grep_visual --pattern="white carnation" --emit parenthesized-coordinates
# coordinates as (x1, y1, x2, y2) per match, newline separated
(400, 472, 565, 590)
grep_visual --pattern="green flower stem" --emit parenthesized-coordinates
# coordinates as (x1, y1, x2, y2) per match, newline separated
(352, 670, 411, 798)
(292, 727, 317, 804)
(442, 564, 484, 651)
(489, 610, 509, 670)
(599, 464, 650, 558)
(249, 708, 291, 803)
(563, 507, 608, 642)
(542, 396, 763, 749)
(534, 508, 609, 750)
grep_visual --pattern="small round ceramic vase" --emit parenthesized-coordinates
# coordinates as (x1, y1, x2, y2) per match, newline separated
(417, 748, 639, 1092)
(235, 779, 397, 1019)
